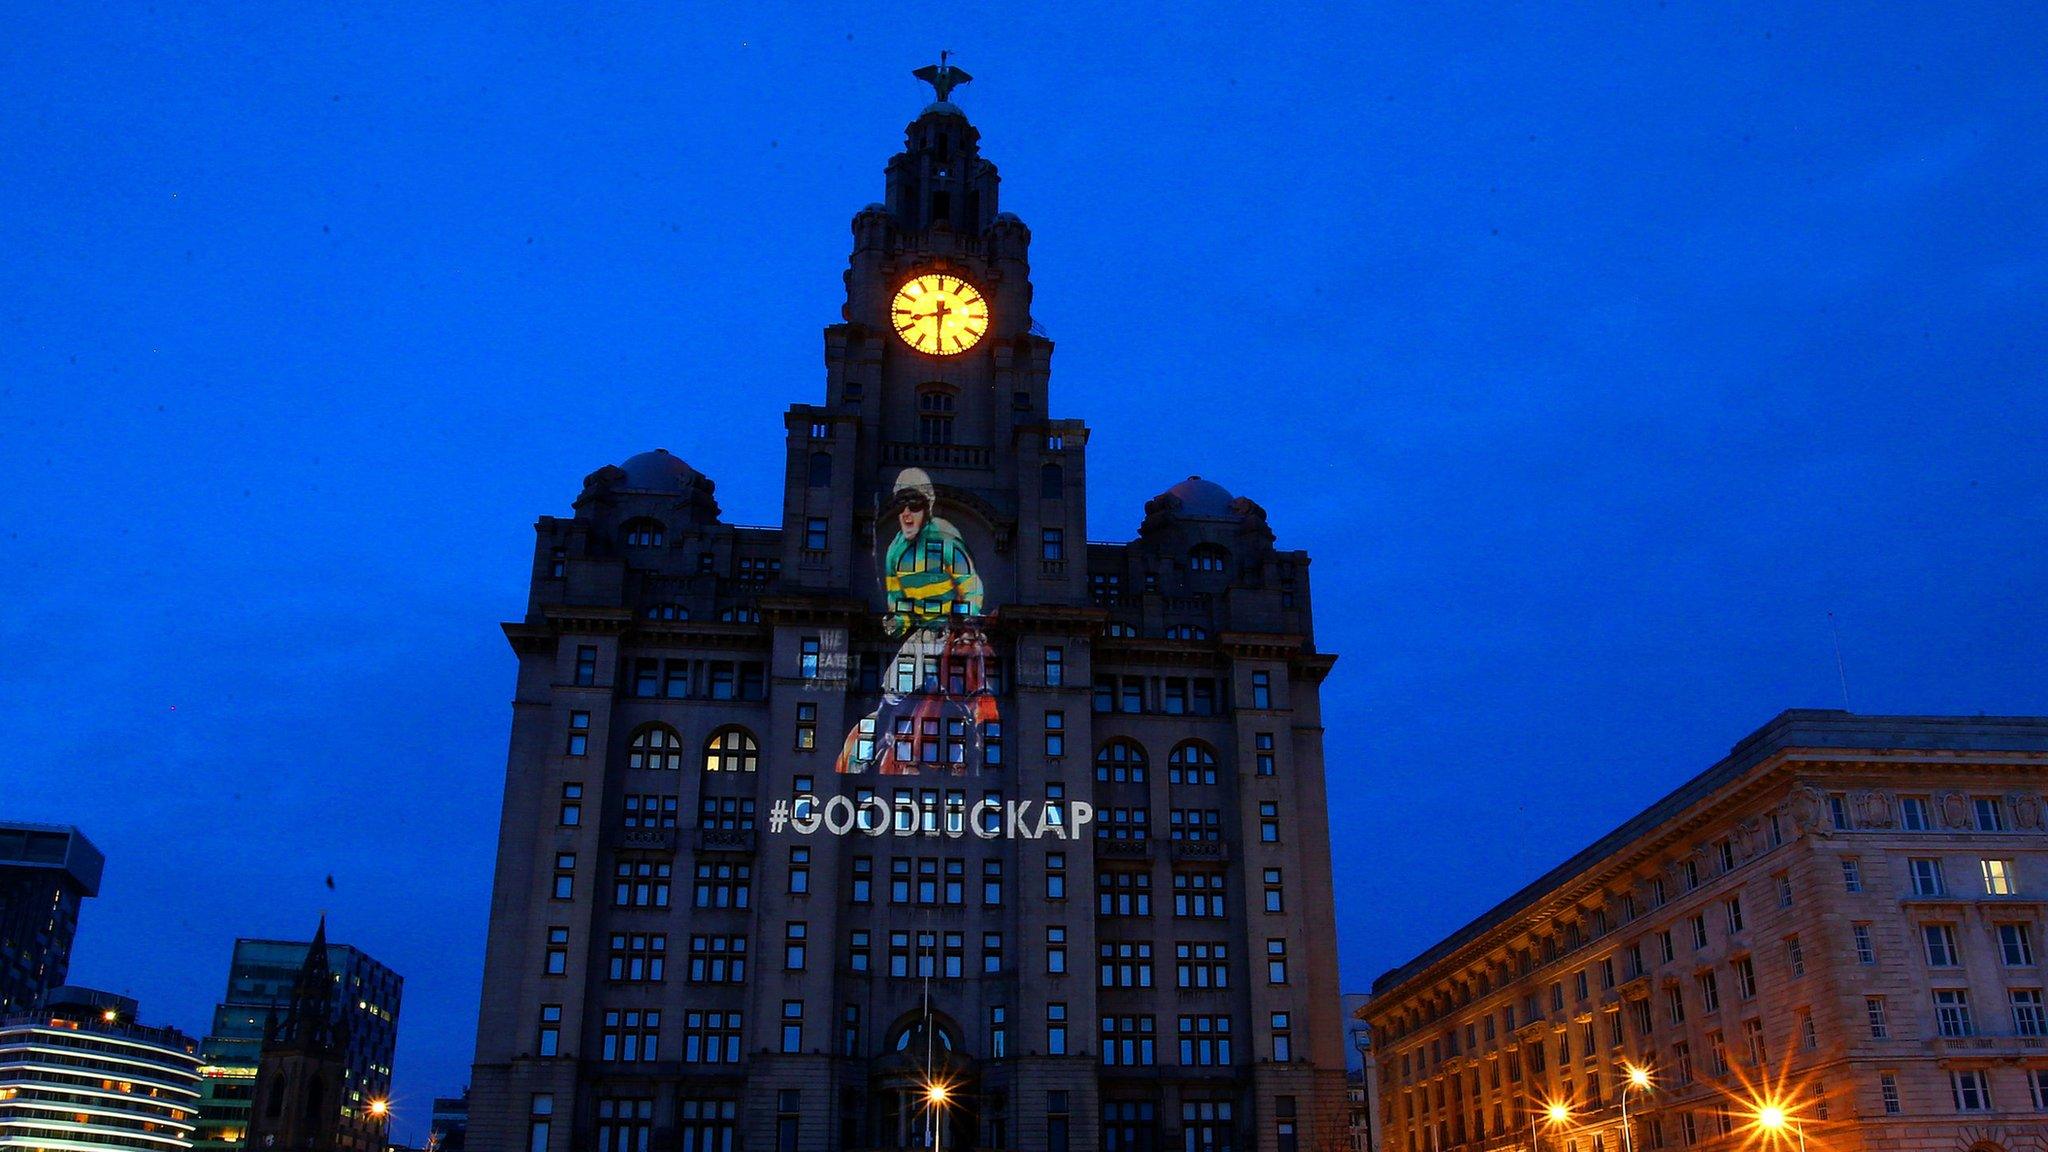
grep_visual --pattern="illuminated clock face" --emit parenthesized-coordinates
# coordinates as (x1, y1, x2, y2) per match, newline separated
(891, 273, 989, 355)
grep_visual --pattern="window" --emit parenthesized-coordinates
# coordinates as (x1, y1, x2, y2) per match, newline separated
(1924, 923, 1961, 967)
(1658, 930, 1674, 963)
(687, 934, 747, 983)
(691, 860, 749, 908)
(529, 1094, 553, 1152)
(1046, 925, 1068, 974)
(704, 726, 759, 772)
(627, 724, 683, 770)
(984, 932, 1004, 974)
(918, 386, 955, 443)
(1176, 942, 1230, 989)
(681, 1011, 743, 1063)
(1178, 1015, 1233, 1065)
(1983, 858, 2018, 895)
(850, 856, 872, 904)
(1168, 741, 1220, 785)
(1740, 1017, 1766, 1065)
(1853, 923, 1876, 964)
(1785, 934, 1805, 976)
(1841, 858, 1863, 892)
(1264, 868, 1285, 913)
(1975, 796, 2007, 831)
(1775, 872, 1793, 907)
(537, 1005, 561, 1056)
(784, 922, 808, 970)
(1901, 796, 1930, 830)
(2032, 1068, 2048, 1111)
(798, 636, 821, 678)
(566, 711, 590, 756)
(1952, 1069, 1992, 1112)
(622, 517, 664, 547)
(1910, 857, 1946, 895)
(573, 645, 597, 685)
(552, 854, 576, 900)
(1098, 941, 1154, 988)
(1170, 808, 1221, 842)
(1101, 1015, 1158, 1066)
(1039, 645, 1065, 687)
(607, 932, 667, 982)
(1174, 870, 1226, 918)
(1665, 985, 1686, 1026)
(1934, 989, 1974, 1037)
(1096, 738, 1148, 783)
(1880, 1074, 1901, 1114)
(2000, 922, 2037, 966)
(1724, 896, 1744, 934)
(621, 794, 679, 830)
(1672, 1042, 1692, 1086)
(1256, 731, 1276, 776)
(1865, 997, 1889, 1039)
(1188, 544, 1227, 572)
(559, 782, 583, 826)
(614, 859, 674, 907)
(1267, 938, 1289, 983)
(1047, 1002, 1068, 1055)
(1734, 956, 1757, 999)
(1044, 710, 1065, 757)
(1698, 971, 1720, 1013)
(1827, 794, 1850, 830)
(1690, 915, 1708, 950)
(1047, 853, 1067, 900)
(1250, 671, 1272, 709)
(1260, 801, 1280, 842)
(1041, 528, 1064, 562)
(2012, 989, 2046, 1036)
(544, 926, 569, 975)
(781, 1000, 804, 1053)
(1707, 1030, 1727, 1075)
(600, 1012, 661, 1062)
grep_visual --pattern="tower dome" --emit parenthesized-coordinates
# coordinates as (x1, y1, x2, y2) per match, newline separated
(1158, 476, 1239, 518)
(618, 449, 703, 492)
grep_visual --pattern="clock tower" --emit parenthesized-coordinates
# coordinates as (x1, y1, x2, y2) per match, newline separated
(469, 61, 1348, 1152)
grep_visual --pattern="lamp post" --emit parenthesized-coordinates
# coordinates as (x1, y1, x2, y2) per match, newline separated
(1756, 1105, 1804, 1152)
(926, 1081, 949, 1152)
(1620, 1066, 1651, 1152)
(1532, 1102, 1569, 1152)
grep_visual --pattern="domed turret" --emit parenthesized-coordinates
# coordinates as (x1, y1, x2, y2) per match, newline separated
(618, 448, 704, 493)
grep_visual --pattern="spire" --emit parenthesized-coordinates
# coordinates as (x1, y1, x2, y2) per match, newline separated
(912, 52, 972, 105)
(279, 916, 337, 1049)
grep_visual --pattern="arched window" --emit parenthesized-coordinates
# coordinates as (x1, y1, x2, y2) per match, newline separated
(1164, 625, 1209, 640)
(629, 725, 685, 771)
(719, 606, 761, 623)
(304, 1075, 324, 1120)
(1169, 741, 1219, 786)
(918, 386, 956, 445)
(1095, 738, 1148, 783)
(622, 518, 666, 548)
(265, 1078, 284, 1118)
(1040, 462, 1064, 501)
(644, 603, 688, 620)
(1188, 544, 1228, 572)
(888, 1014, 958, 1053)
(704, 727, 759, 773)
(1103, 622, 1138, 638)
(808, 451, 832, 487)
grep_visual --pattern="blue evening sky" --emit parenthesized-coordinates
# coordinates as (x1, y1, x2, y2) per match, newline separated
(4, 3, 2045, 1138)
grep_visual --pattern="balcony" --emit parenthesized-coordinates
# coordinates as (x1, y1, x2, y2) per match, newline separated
(1171, 840, 1229, 863)
(693, 827, 758, 854)
(882, 441, 992, 469)
(618, 827, 677, 852)
(1097, 838, 1154, 860)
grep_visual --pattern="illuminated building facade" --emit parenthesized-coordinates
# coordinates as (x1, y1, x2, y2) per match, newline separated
(0, 822, 103, 1016)
(197, 923, 401, 1152)
(0, 985, 202, 1150)
(1364, 712, 2048, 1152)
(469, 63, 1348, 1152)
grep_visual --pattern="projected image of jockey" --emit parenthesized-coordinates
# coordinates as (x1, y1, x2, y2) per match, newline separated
(836, 467, 1001, 774)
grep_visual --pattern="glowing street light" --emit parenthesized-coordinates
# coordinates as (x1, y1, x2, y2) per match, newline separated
(924, 1080, 951, 1152)
(1547, 1103, 1570, 1125)
(1620, 1066, 1652, 1152)
(1755, 1101, 1805, 1152)
(368, 1099, 390, 1120)
(1531, 1101, 1569, 1152)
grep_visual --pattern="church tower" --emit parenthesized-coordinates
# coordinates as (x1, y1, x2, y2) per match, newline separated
(249, 918, 360, 1152)
(470, 62, 1347, 1152)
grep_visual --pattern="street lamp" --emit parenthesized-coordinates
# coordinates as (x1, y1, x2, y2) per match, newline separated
(925, 1080, 950, 1152)
(1755, 1104, 1805, 1152)
(1620, 1067, 1651, 1152)
(1531, 1101, 1569, 1152)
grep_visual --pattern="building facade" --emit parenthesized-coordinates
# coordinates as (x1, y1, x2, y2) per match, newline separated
(0, 985, 202, 1150)
(0, 822, 104, 1015)
(1365, 712, 2048, 1152)
(192, 929, 402, 1152)
(469, 64, 1348, 1152)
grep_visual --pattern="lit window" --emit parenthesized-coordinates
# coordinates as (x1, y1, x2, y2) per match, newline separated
(1983, 858, 2017, 896)
(704, 726, 759, 772)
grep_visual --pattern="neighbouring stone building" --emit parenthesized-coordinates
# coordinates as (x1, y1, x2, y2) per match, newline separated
(468, 63, 1348, 1152)
(1365, 711, 2048, 1152)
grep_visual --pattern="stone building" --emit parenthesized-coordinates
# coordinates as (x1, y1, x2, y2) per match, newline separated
(1364, 711, 2048, 1152)
(468, 64, 1348, 1152)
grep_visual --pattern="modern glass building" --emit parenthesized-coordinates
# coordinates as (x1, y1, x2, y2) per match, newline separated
(190, 934, 401, 1152)
(0, 823, 104, 1016)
